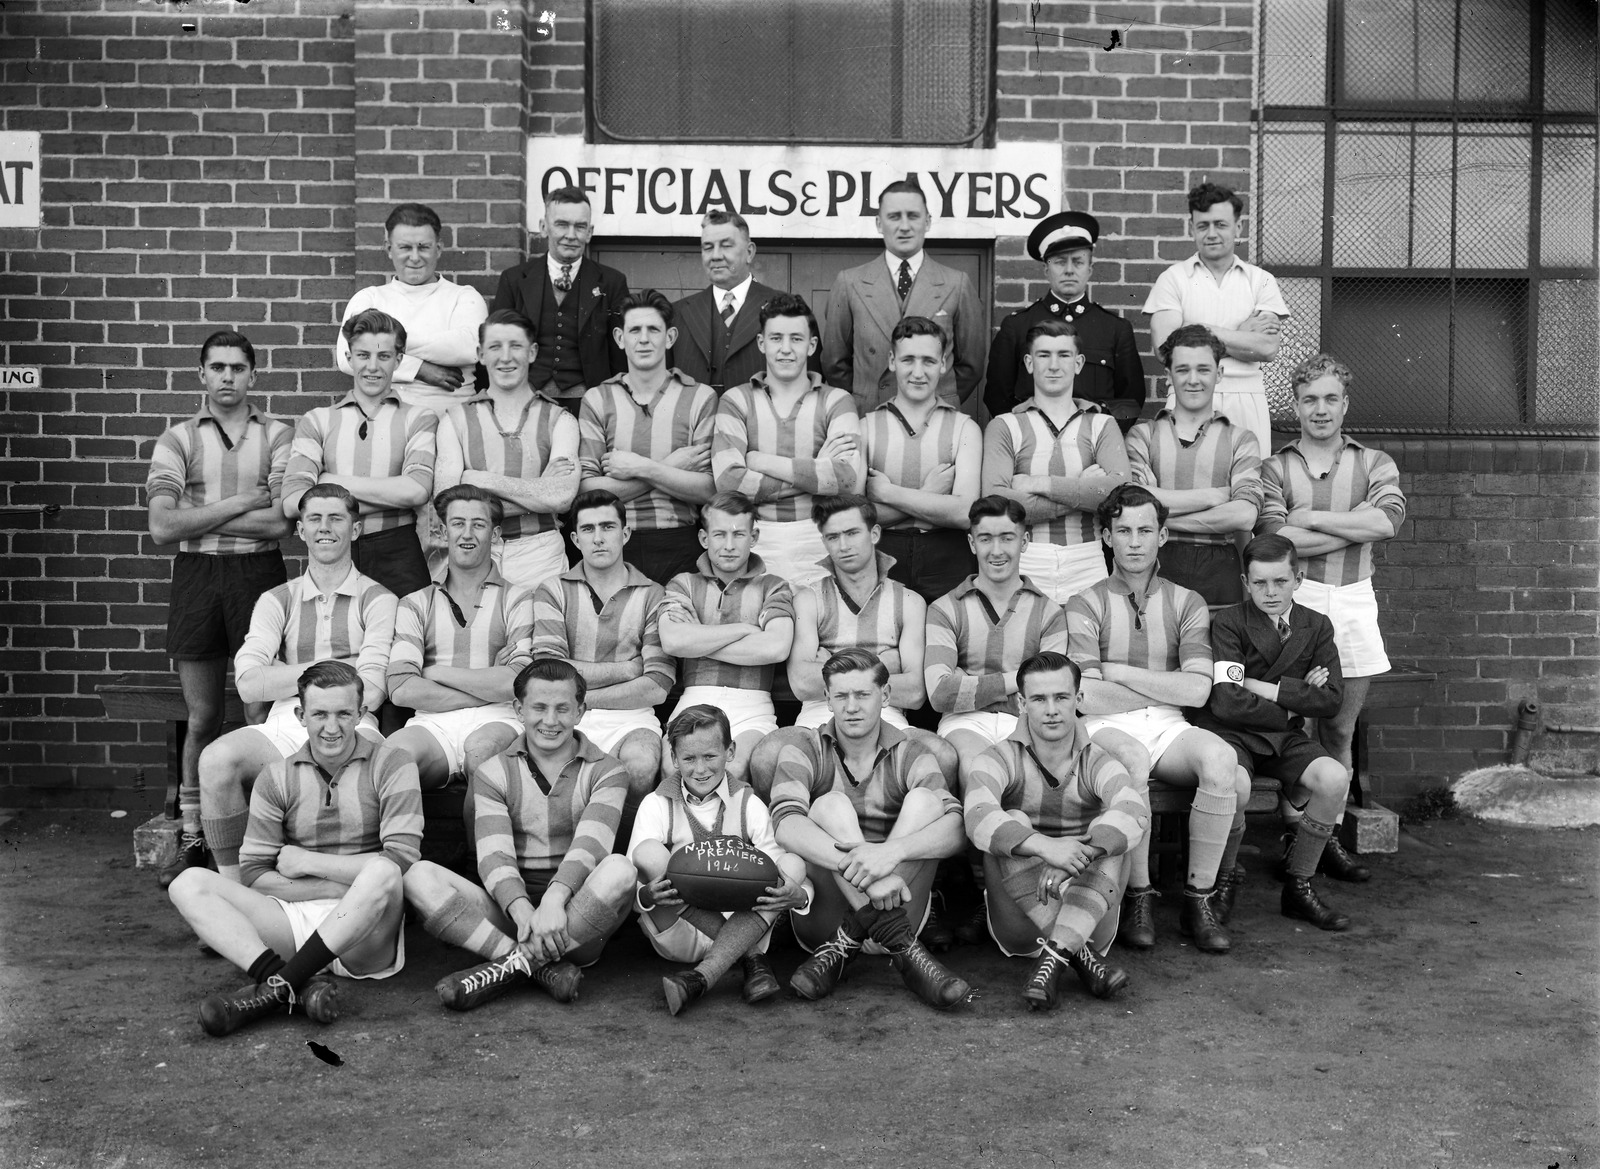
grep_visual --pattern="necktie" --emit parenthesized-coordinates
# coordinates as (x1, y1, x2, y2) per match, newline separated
(555, 263, 573, 294)
(720, 291, 736, 325)
(1277, 616, 1291, 643)
(897, 259, 913, 302)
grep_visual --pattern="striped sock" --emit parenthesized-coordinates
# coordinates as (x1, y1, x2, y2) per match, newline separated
(201, 811, 249, 869)
(1287, 815, 1336, 879)
(1186, 785, 1236, 887)
(680, 906, 728, 938)
(1051, 863, 1119, 954)
(422, 892, 515, 960)
(566, 882, 623, 951)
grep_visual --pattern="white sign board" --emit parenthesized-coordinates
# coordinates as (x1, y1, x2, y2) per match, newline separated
(528, 140, 1062, 239)
(0, 367, 40, 388)
(0, 132, 41, 229)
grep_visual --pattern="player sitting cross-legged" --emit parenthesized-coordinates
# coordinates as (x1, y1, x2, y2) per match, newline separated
(402, 657, 638, 1011)
(761, 647, 970, 1010)
(168, 660, 421, 1037)
(964, 652, 1150, 1010)
(629, 704, 811, 1016)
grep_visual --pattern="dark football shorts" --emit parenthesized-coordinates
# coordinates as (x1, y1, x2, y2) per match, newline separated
(1158, 541, 1243, 607)
(1213, 726, 1333, 786)
(166, 549, 288, 662)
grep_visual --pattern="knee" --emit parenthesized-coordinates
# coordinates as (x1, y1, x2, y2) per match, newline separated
(356, 857, 405, 904)
(898, 786, 944, 825)
(197, 739, 237, 791)
(809, 790, 858, 836)
(185, 699, 225, 741)
(168, 865, 213, 910)
(402, 859, 447, 902)
(591, 853, 638, 904)
(749, 728, 805, 793)
(1234, 766, 1254, 802)
(1197, 744, 1239, 793)
(621, 740, 662, 791)
(1304, 760, 1350, 799)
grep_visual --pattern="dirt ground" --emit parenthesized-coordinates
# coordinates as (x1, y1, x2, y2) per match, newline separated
(1, 810, 1595, 1169)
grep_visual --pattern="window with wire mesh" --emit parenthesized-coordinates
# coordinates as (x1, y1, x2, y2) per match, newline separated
(1257, 0, 1597, 434)
(590, 0, 993, 145)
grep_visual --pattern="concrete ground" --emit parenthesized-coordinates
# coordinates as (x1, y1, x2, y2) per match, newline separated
(1, 810, 1595, 1169)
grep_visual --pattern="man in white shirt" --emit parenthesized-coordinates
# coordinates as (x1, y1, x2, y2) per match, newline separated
(670, 210, 786, 395)
(336, 203, 489, 416)
(1143, 182, 1290, 456)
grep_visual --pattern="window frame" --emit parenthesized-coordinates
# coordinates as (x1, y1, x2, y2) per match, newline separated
(1257, 0, 1599, 435)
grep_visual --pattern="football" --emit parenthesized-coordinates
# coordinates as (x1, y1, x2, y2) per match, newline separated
(665, 836, 781, 912)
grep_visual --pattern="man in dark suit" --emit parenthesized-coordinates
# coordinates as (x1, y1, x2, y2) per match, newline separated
(822, 180, 987, 417)
(984, 211, 1146, 430)
(670, 210, 783, 395)
(491, 185, 629, 417)
(1192, 533, 1362, 932)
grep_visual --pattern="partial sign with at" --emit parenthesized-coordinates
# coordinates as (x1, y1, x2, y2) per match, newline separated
(0, 132, 41, 229)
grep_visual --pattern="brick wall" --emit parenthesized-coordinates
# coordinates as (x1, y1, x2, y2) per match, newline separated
(0, 0, 1592, 809)
(993, 0, 1257, 397)
(1364, 438, 1600, 800)
(0, 0, 358, 808)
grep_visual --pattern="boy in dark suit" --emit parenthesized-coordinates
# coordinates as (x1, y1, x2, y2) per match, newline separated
(1192, 533, 1356, 930)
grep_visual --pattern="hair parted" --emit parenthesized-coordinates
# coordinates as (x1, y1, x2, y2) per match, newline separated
(757, 291, 819, 341)
(1096, 482, 1169, 531)
(811, 492, 878, 531)
(296, 660, 362, 705)
(300, 482, 359, 516)
(702, 208, 751, 237)
(891, 315, 946, 348)
(1016, 650, 1081, 695)
(1023, 318, 1078, 351)
(1158, 323, 1227, 367)
(571, 488, 627, 528)
(822, 647, 890, 689)
(1243, 533, 1300, 572)
(877, 179, 929, 210)
(618, 289, 675, 331)
(342, 308, 407, 351)
(544, 185, 591, 209)
(433, 483, 503, 527)
(200, 330, 256, 370)
(701, 490, 758, 528)
(968, 494, 1028, 529)
(479, 307, 537, 346)
(384, 203, 442, 238)
(666, 704, 732, 753)
(513, 657, 587, 704)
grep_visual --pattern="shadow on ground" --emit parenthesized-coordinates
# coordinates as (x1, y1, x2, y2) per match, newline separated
(1, 811, 1595, 1169)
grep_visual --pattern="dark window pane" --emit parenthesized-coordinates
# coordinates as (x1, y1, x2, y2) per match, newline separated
(1546, 0, 1599, 113)
(1329, 277, 1527, 427)
(1340, 0, 1529, 110)
(592, 0, 991, 145)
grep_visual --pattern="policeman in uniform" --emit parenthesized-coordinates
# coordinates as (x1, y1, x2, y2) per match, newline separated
(983, 211, 1146, 430)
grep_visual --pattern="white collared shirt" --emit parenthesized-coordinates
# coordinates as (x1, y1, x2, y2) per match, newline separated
(711, 274, 754, 319)
(885, 250, 925, 284)
(547, 254, 579, 287)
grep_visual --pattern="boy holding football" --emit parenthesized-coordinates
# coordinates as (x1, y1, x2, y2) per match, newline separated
(629, 704, 810, 1016)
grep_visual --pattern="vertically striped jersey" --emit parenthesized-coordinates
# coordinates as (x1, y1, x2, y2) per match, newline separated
(530, 564, 675, 701)
(471, 733, 631, 914)
(234, 567, 398, 707)
(145, 407, 293, 555)
(808, 552, 909, 662)
(662, 553, 795, 691)
(443, 392, 567, 540)
(1258, 437, 1407, 586)
(283, 392, 437, 533)
(861, 401, 979, 531)
(713, 372, 861, 522)
(578, 370, 717, 531)
(1066, 572, 1212, 707)
(1125, 410, 1263, 546)
(981, 400, 1129, 544)
(925, 576, 1068, 714)
(238, 737, 423, 887)
(963, 719, 1148, 857)
(387, 564, 534, 696)
(767, 721, 958, 844)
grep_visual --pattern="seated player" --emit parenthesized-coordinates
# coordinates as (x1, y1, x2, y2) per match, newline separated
(199, 484, 396, 884)
(1125, 324, 1262, 605)
(434, 309, 582, 590)
(712, 292, 863, 588)
(578, 290, 717, 585)
(964, 652, 1150, 1008)
(861, 315, 982, 605)
(532, 489, 674, 807)
(385, 485, 533, 792)
(402, 658, 639, 1011)
(925, 495, 1069, 767)
(1191, 534, 1354, 929)
(146, 329, 292, 885)
(628, 705, 811, 1016)
(787, 493, 926, 730)
(1067, 484, 1250, 954)
(658, 491, 795, 783)
(169, 661, 420, 1037)
(981, 319, 1129, 605)
(762, 648, 969, 1010)
(283, 309, 438, 600)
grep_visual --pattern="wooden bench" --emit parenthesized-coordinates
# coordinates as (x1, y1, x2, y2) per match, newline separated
(1144, 667, 1438, 883)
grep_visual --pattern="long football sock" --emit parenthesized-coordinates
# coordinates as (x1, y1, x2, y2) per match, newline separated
(421, 891, 514, 960)
(279, 930, 336, 992)
(1050, 862, 1120, 954)
(1286, 815, 1336, 880)
(1186, 784, 1236, 887)
(854, 904, 915, 950)
(693, 911, 770, 985)
(202, 811, 249, 870)
(680, 906, 729, 939)
(1218, 810, 1247, 875)
(247, 949, 286, 987)
(565, 882, 622, 952)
